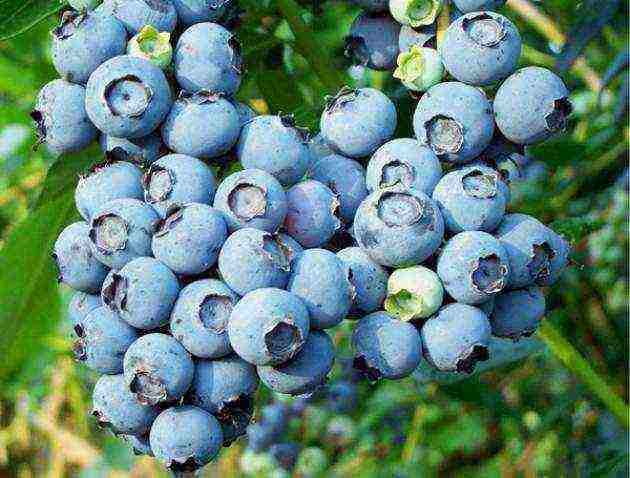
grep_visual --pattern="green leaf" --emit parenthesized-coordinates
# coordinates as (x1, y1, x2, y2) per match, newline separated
(0, 147, 94, 388)
(0, 0, 61, 41)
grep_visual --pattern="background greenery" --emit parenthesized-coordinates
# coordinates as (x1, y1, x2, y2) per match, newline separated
(0, 0, 627, 476)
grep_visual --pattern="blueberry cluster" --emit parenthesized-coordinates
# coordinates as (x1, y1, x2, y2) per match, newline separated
(40, 0, 572, 474)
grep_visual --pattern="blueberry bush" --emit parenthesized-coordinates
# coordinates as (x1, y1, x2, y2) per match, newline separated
(0, 0, 627, 476)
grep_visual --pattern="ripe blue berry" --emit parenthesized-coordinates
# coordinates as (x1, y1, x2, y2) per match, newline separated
(336, 247, 389, 315)
(345, 12, 400, 71)
(326, 381, 358, 414)
(100, 132, 164, 167)
(68, 291, 101, 326)
(112, 0, 178, 34)
(172, 0, 235, 27)
(229, 288, 310, 366)
(452, 0, 506, 13)
(490, 286, 545, 340)
(398, 24, 436, 51)
(260, 402, 289, 437)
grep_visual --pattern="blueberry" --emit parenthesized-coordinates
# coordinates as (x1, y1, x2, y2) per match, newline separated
(398, 24, 436, 51)
(171, 279, 238, 359)
(172, 0, 235, 27)
(288, 249, 354, 330)
(75, 161, 144, 221)
(150, 406, 223, 471)
(326, 381, 358, 414)
(260, 402, 289, 437)
(101, 257, 180, 330)
(284, 180, 342, 248)
(384, 265, 443, 320)
(309, 155, 368, 223)
(349, 0, 388, 12)
(353, 186, 444, 267)
(88, 198, 158, 270)
(345, 12, 400, 71)
(86, 55, 173, 138)
(233, 100, 257, 127)
(152, 203, 228, 276)
(237, 115, 311, 186)
(257, 330, 335, 396)
(68, 291, 101, 326)
(51, 10, 127, 84)
(494, 67, 572, 145)
(218, 228, 294, 295)
(413, 81, 495, 163)
(452, 0, 506, 13)
(421, 303, 491, 373)
(320, 87, 397, 159)
(213, 169, 287, 233)
(162, 91, 240, 159)
(490, 286, 545, 340)
(269, 443, 300, 471)
(142, 154, 217, 218)
(53, 222, 109, 293)
(245, 424, 277, 453)
(228, 288, 310, 365)
(336, 247, 388, 315)
(308, 133, 335, 164)
(389, 0, 443, 28)
(31, 80, 97, 156)
(352, 311, 422, 381)
(92, 374, 159, 435)
(494, 213, 570, 288)
(100, 133, 164, 167)
(127, 25, 173, 69)
(73, 306, 139, 374)
(432, 164, 507, 233)
(394, 46, 444, 92)
(111, 0, 178, 34)
(187, 355, 259, 445)
(366, 138, 442, 195)
(478, 295, 495, 316)
(124, 333, 194, 405)
(174, 22, 243, 95)
(440, 11, 521, 86)
(478, 132, 529, 190)
(437, 231, 510, 304)
(121, 433, 153, 456)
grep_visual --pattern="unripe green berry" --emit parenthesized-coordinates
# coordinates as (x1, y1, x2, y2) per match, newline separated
(127, 25, 173, 70)
(389, 0, 443, 28)
(385, 265, 444, 320)
(394, 46, 444, 92)
(68, 0, 101, 11)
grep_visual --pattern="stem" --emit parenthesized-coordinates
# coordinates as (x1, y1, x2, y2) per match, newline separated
(436, 0, 450, 48)
(538, 321, 629, 429)
(275, 0, 347, 93)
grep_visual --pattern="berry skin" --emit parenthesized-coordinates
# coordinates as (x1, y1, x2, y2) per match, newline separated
(187, 355, 260, 445)
(437, 231, 510, 304)
(85, 55, 173, 138)
(171, 0, 234, 27)
(111, 0, 178, 34)
(213, 168, 287, 233)
(336, 247, 388, 315)
(394, 45, 444, 92)
(326, 381, 358, 414)
(174, 22, 243, 95)
(288, 249, 354, 330)
(494, 213, 570, 288)
(494, 67, 572, 145)
(349, 0, 388, 12)
(127, 25, 173, 69)
(320, 87, 397, 159)
(352, 311, 422, 381)
(233, 100, 257, 127)
(440, 11, 521, 86)
(101, 257, 180, 330)
(413, 81, 495, 163)
(161, 91, 240, 159)
(490, 286, 545, 340)
(384, 265, 443, 320)
(170, 279, 238, 359)
(75, 161, 144, 221)
(398, 24, 436, 51)
(246, 423, 275, 452)
(218, 228, 294, 296)
(73, 306, 139, 374)
(51, 11, 127, 84)
(237, 115, 311, 186)
(284, 180, 343, 248)
(152, 203, 228, 276)
(257, 330, 335, 396)
(142, 154, 217, 218)
(100, 133, 164, 167)
(53, 222, 109, 293)
(228, 288, 310, 366)
(422, 303, 491, 373)
(92, 374, 159, 436)
(124, 333, 194, 405)
(353, 186, 444, 267)
(88, 198, 159, 270)
(308, 133, 335, 164)
(452, 0, 506, 13)
(260, 402, 289, 437)
(150, 406, 223, 472)
(68, 292, 101, 326)
(366, 138, 442, 195)
(345, 12, 400, 71)
(309, 155, 368, 224)
(31, 80, 97, 156)
(389, 0, 443, 28)
(432, 164, 508, 234)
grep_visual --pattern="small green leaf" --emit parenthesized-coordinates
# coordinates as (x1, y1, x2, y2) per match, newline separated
(0, 0, 62, 41)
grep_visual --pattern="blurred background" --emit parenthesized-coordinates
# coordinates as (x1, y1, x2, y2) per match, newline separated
(0, 0, 628, 476)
